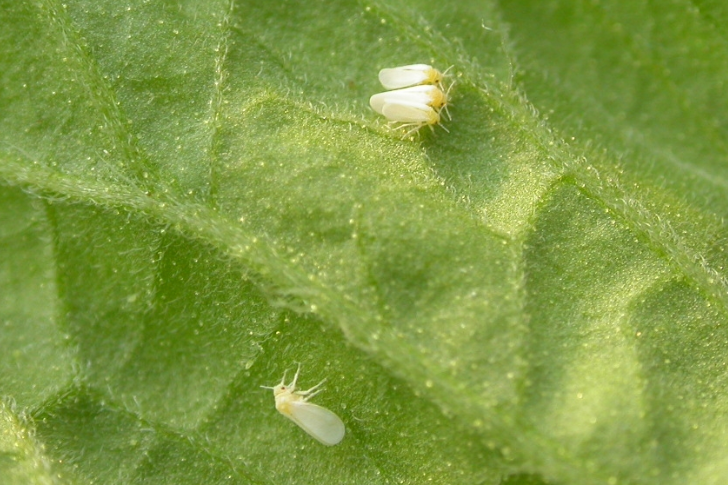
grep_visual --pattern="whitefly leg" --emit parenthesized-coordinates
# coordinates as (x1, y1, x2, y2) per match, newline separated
(297, 378, 327, 400)
(287, 363, 303, 390)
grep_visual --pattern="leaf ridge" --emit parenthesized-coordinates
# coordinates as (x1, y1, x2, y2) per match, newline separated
(207, 0, 235, 206)
(0, 399, 59, 485)
(366, 1, 728, 316)
(38, 0, 158, 191)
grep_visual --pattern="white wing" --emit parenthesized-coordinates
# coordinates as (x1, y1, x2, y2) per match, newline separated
(285, 401, 345, 446)
(381, 100, 436, 123)
(371, 86, 439, 116)
(369, 91, 389, 114)
(378, 66, 429, 90)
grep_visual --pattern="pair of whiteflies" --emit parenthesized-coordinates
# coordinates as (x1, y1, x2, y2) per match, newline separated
(370, 64, 453, 137)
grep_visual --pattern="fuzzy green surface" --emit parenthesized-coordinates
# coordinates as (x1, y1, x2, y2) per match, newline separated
(1, 1, 727, 484)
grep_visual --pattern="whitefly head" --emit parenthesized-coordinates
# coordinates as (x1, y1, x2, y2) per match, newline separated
(261, 371, 293, 396)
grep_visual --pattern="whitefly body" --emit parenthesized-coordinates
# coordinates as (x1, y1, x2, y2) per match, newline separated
(262, 366, 345, 446)
(378, 63, 446, 90)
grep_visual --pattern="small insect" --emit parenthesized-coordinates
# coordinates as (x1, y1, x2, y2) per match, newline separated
(261, 365, 345, 446)
(375, 99, 448, 137)
(369, 84, 451, 121)
(378, 63, 451, 90)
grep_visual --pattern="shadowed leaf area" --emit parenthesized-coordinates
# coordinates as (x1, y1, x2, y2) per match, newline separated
(1, 0, 728, 484)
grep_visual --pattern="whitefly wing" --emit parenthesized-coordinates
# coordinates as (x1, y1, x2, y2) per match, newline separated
(369, 91, 390, 115)
(285, 400, 345, 446)
(370, 85, 442, 115)
(378, 64, 432, 89)
(370, 89, 420, 115)
(381, 100, 437, 123)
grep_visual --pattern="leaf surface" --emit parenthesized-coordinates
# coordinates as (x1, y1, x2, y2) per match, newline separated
(1, 1, 727, 484)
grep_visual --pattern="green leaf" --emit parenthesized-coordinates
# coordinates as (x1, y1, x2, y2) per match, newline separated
(1, 0, 727, 484)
